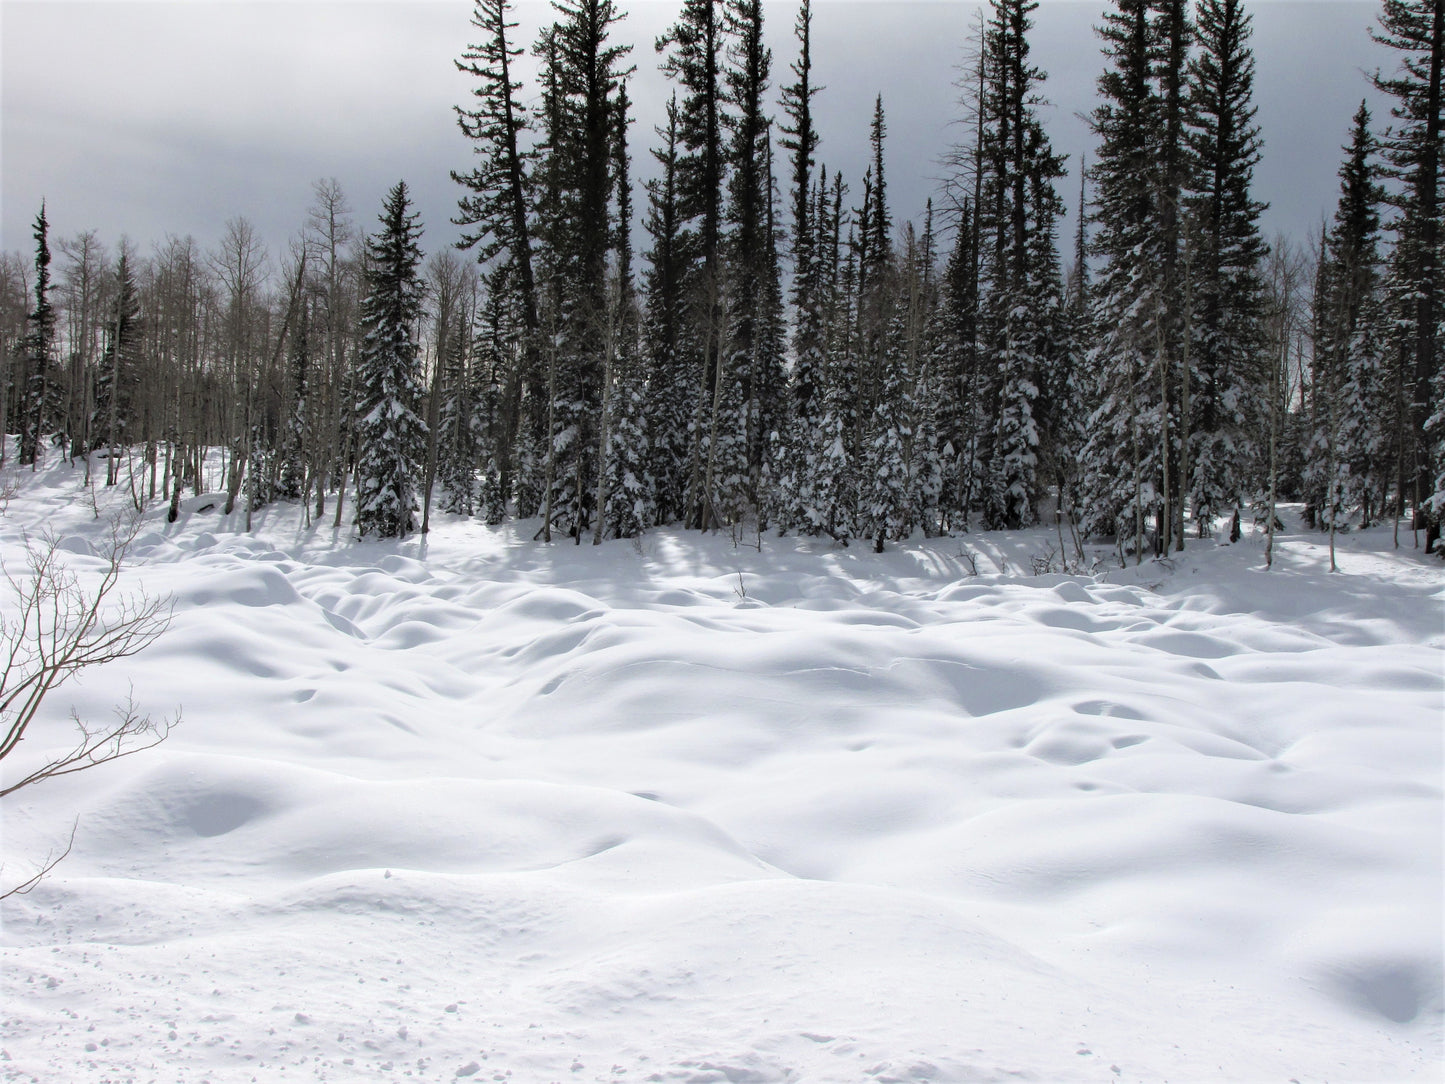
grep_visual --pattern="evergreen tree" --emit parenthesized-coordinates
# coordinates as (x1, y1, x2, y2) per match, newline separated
(453, 0, 544, 523)
(598, 79, 649, 540)
(18, 203, 59, 466)
(773, 2, 827, 532)
(862, 307, 913, 550)
(535, 0, 632, 540)
(92, 247, 142, 467)
(854, 99, 893, 439)
(436, 307, 480, 516)
(975, 0, 1066, 529)
(1308, 103, 1388, 533)
(779, 0, 820, 291)
(1078, 0, 1166, 552)
(642, 95, 692, 524)
(656, 0, 728, 527)
(277, 293, 313, 500)
(1184, 0, 1268, 539)
(355, 181, 428, 539)
(1045, 167, 1091, 544)
(715, 0, 774, 516)
(1370, 0, 1441, 539)
(474, 263, 521, 522)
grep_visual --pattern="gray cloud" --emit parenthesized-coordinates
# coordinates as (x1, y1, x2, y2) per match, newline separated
(3, 0, 1394, 275)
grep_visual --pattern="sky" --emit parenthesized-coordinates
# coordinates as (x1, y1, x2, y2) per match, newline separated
(1, 0, 1398, 282)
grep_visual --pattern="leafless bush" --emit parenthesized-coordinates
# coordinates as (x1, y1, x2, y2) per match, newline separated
(1029, 546, 1055, 576)
(1, 516, 176, 896)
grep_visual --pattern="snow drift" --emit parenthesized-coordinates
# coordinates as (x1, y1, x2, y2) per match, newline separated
(1, 460, 1440, 1082)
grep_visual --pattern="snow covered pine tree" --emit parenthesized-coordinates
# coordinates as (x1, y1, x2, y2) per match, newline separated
(355, 181, 428, 539)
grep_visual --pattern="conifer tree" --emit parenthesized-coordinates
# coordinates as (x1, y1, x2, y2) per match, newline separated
(642, 95, 691, 524)
(277, 294, 312, 500)
(1184, 0, 1268, 539)
(436, 307, 480, 516)
(92, 248, 142, 473)
(1078, 0, 1165, 552)
(1308, 103, 1388, 534)
(453, 0, 546, 523)
(598, 80, 649, 540)
(18, 203, 59, 466)
(862, 307, 913, 551)
(1370, 0, 1441, 539)
(1332, 104, 1390, 526)
(657, 0, 728, 527)
(772, 2, 827, 531)
(355, 181, 427, 539)
(536, 0, 631, 540)
(779, 0, 820, 293)
(932, 219, 984, 532)
(854, 99, 893, 437)
(474, 263, 521, 521)
(715, 0, 775, 516)
(975, 0, 1066, 529)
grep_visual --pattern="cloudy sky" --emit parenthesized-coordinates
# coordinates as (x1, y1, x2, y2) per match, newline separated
(2, 0, 1397, 277)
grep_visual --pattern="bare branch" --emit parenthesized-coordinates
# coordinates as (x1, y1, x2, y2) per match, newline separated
(1, 512, 177, 890)
(0, 820, 76, 899)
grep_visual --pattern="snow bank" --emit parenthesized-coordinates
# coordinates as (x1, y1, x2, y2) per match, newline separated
(2, 458, 1440, 1082)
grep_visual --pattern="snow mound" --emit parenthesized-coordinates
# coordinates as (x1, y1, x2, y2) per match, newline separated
(1, 460, 1440, 1081)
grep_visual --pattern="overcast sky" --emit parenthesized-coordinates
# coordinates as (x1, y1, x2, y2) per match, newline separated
(2, 0, 1397, 279)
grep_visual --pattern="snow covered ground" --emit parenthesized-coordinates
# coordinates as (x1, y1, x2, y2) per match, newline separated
(1, 457, 1441, 1083)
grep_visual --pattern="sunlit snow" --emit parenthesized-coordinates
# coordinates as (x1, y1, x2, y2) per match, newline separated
(2, 457, 1440, 1082)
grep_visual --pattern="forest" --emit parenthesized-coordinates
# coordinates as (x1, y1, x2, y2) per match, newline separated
(1, 0, 1439, 562)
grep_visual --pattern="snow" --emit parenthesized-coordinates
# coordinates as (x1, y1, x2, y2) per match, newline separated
(2, 457, 1441, 1083)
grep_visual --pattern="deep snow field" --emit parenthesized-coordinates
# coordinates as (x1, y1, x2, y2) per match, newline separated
(1, 456, 1441, 1084)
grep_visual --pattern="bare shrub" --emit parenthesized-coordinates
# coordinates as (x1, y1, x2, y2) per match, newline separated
(1, 516, 176, 896)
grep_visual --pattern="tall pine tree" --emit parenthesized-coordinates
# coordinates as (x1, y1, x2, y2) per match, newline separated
(355, 181, 428, 539)
(1184, 0, 1268, 540)
(18, 203, 59, 466)
(1371, 0, 1441, 542)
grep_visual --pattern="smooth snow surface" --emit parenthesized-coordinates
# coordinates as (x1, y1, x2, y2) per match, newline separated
(2, 460, 1441, 1083)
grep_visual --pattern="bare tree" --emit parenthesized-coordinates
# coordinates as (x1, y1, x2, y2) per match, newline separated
(1, 516, 175, 896)
(209, 218, 270, 516)
(304, 179, 355, 523)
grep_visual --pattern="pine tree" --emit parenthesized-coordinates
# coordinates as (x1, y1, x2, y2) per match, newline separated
(854, 98, 893, 439)
(773, 2, 827, 533)
(535, 0, 631, 540)
(779, 0, 820, 291)
(862, 307, 914, 551)
(1184, 0, 1268, 539)
(355, 181, 428, 539)
(92, 248, 142, 470)
(904, 208, 944, 538)
(474, 263, 520, 522)
(657, 0, 728, 528)
(642, 95, 692, 525)
(277, 293, 313, 500)
(975, 0, 1066, 529)
(436, 307, 480, 516)
(1309, 103, 1389, 535)
(596, 79, 647, 541)
(1370, 0, 1441, 540)
(1078, 0, 1166, 552)
(1044, 167, 1091, 547)
(697, 0, 773, 521)
(453, 0, 540, 342)
(18, 203, 59, 466)
(454, 0, 545, 524)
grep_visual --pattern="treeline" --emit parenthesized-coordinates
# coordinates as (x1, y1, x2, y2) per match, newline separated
(1, 0, 1439, 558)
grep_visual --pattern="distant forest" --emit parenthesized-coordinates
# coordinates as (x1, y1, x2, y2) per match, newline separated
(1, 0, 1439, 562)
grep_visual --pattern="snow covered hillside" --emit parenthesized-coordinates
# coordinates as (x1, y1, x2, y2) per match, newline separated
(2, 460, 1441, 1083)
